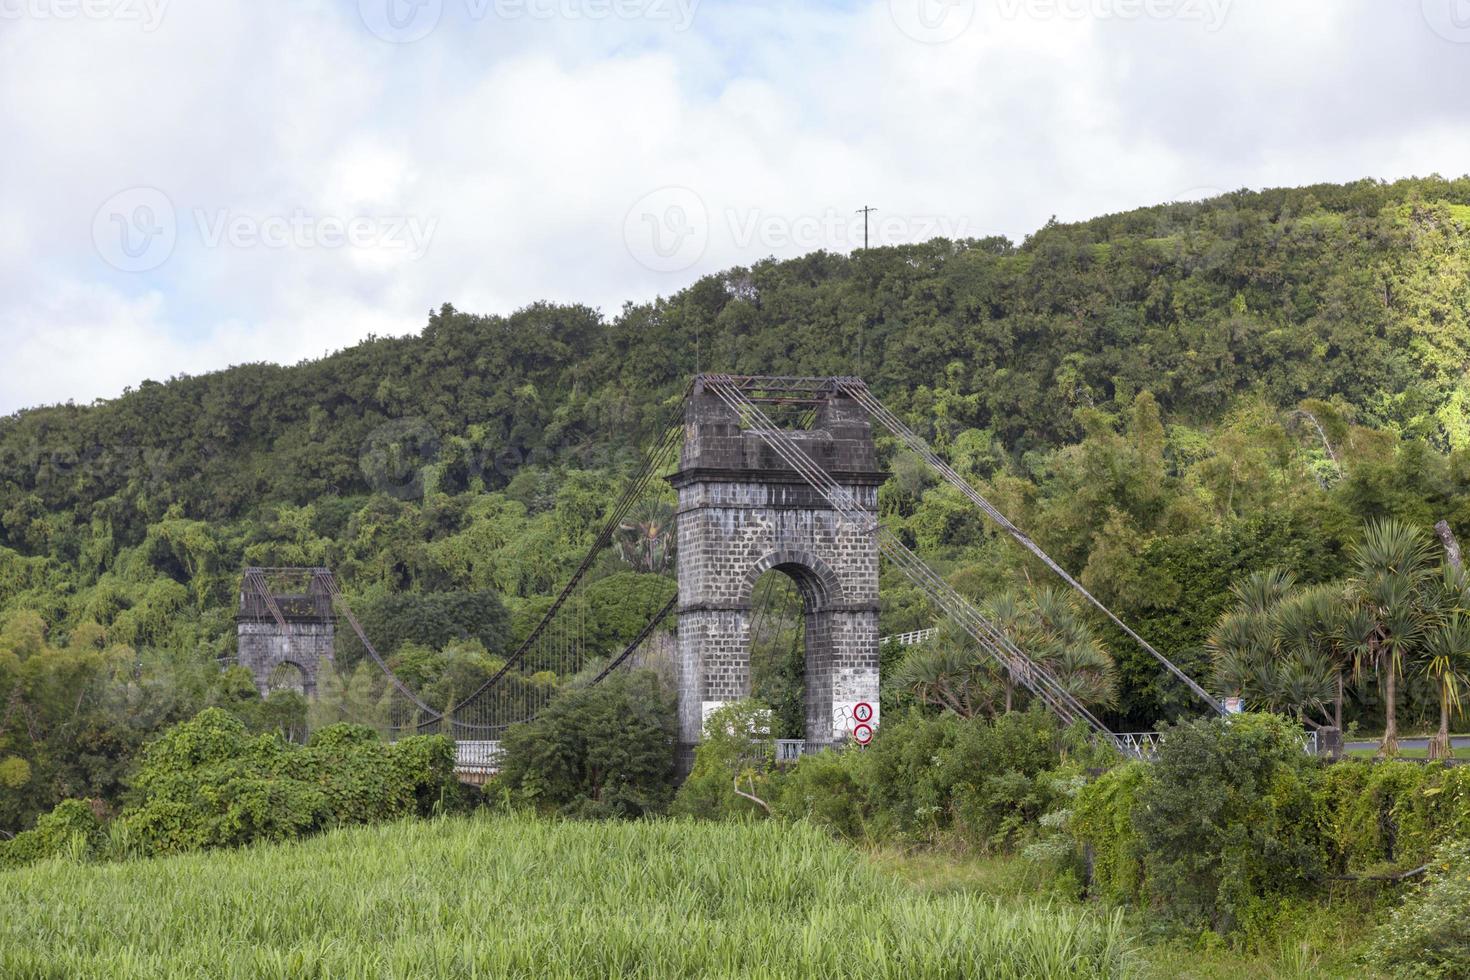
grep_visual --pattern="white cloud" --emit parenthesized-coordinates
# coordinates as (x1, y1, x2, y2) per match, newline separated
(1, 0, 1467, 413)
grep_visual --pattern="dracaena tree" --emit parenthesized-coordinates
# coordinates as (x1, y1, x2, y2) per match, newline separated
(1270, 582, 1355, 730)
(1346, 518, 1436, 756)
(890, 624, 999, 719)
(1025, 587, 1119, 712)
(1209, 569, 1338, 731)
(1421, 565, 1470, 761)
(1210, 522, 1452, 754)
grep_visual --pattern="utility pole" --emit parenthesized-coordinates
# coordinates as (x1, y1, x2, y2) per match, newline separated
(856, 205, 876, 250)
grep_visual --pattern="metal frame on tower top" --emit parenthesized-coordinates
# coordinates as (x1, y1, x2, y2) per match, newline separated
(692, 374, 840, 404)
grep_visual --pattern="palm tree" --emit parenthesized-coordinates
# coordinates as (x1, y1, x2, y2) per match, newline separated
(1347, 519, 1435, 756)
(1273, 582, 1353, 730)
(1234, 568, 1297, 616)
(1421, 614, 1470, 761)
(982, 591, 1027, 713)
(1025, 587, 1119, 711)
(892, 624, 999, 719)
(616, 500, 675, 574)
(1208, 570, 1342, 731)
(1208, 569, 1291, 709)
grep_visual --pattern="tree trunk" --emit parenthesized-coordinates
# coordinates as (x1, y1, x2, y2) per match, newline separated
(1428, 689, 1452, 761)
(733, 774, 772, 816)
(1436, 520, 1464, 572)
(1334, 671, 1343, 732)
(1381, 663, 1399, 757)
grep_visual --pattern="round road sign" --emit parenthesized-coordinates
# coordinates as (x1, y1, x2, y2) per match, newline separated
(853, 702, 873, 723)
(853, 723, 874, 745)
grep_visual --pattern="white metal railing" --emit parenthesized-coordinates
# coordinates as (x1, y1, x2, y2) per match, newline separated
(1118, 730, 1321, 761)
(1116, 732, 1165, 760)
(880, 628, 937, 647)
(775, 739, 807, 763)
(451, 729, 1322, 771)
(455, 740, 503, 771)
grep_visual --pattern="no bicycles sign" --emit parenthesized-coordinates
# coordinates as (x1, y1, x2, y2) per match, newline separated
(852, 702, 874, 745)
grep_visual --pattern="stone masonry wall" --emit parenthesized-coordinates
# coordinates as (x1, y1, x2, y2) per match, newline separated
(237, 620, 334, 699)
(671, 381, 883, 765)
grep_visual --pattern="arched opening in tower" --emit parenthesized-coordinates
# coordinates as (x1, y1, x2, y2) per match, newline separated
(748, 568, 805, 739)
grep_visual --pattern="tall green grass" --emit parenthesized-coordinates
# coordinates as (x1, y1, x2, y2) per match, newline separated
(1, 814, 1127, 979)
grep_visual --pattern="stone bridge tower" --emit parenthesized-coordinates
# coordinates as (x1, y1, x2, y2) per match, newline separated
(236, 568, 335, 699)
(670, 377, 883, 765)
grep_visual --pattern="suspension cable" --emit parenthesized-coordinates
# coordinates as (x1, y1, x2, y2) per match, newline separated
(420, 418, 686, 728)
(592, 594, 679, 684)
(834, 377, 1222, 716)
(702, 375, 1119, 745)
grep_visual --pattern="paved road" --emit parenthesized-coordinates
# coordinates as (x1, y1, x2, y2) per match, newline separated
(1344, 735, 1470, 752)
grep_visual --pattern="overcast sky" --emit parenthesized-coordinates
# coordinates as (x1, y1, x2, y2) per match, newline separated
(1, 0, 1467, 414)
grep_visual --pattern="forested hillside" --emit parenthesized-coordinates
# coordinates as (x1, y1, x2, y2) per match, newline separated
(4, 176, 1470, 835)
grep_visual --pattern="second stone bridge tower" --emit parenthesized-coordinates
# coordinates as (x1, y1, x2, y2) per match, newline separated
(670, 376, 883, 764)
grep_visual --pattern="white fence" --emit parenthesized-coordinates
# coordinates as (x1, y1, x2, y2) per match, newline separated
(1117, 730, 1320, 761)
(880, 628, 937, 647)
(455, 740, 504, 772)
(775, 739, 808, 763)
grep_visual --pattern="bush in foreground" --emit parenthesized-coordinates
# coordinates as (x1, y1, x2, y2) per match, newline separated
(0, 799, 103, 869)
(675, 704, 1093, 852)
(1368, 837, 1470, 979)
(0, 707, 465, 866)
(1071, 713, 1470, 936)
(118, 708, 463, 855)
(493, 669, 677, 818)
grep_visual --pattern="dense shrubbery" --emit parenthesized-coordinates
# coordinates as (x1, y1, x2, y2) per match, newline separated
(335, 589, 512, 667)
(0, 798, 103, 869)
(1130, 714, 1323, 931)
(1368, 837, 1470, 979)
(674, 702, 1104, 855)
(1071, 714, 1470, 934)
(670, 703, 1470, 942)
(0, 707, 465, 868)
(493, 669, 677, 818)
